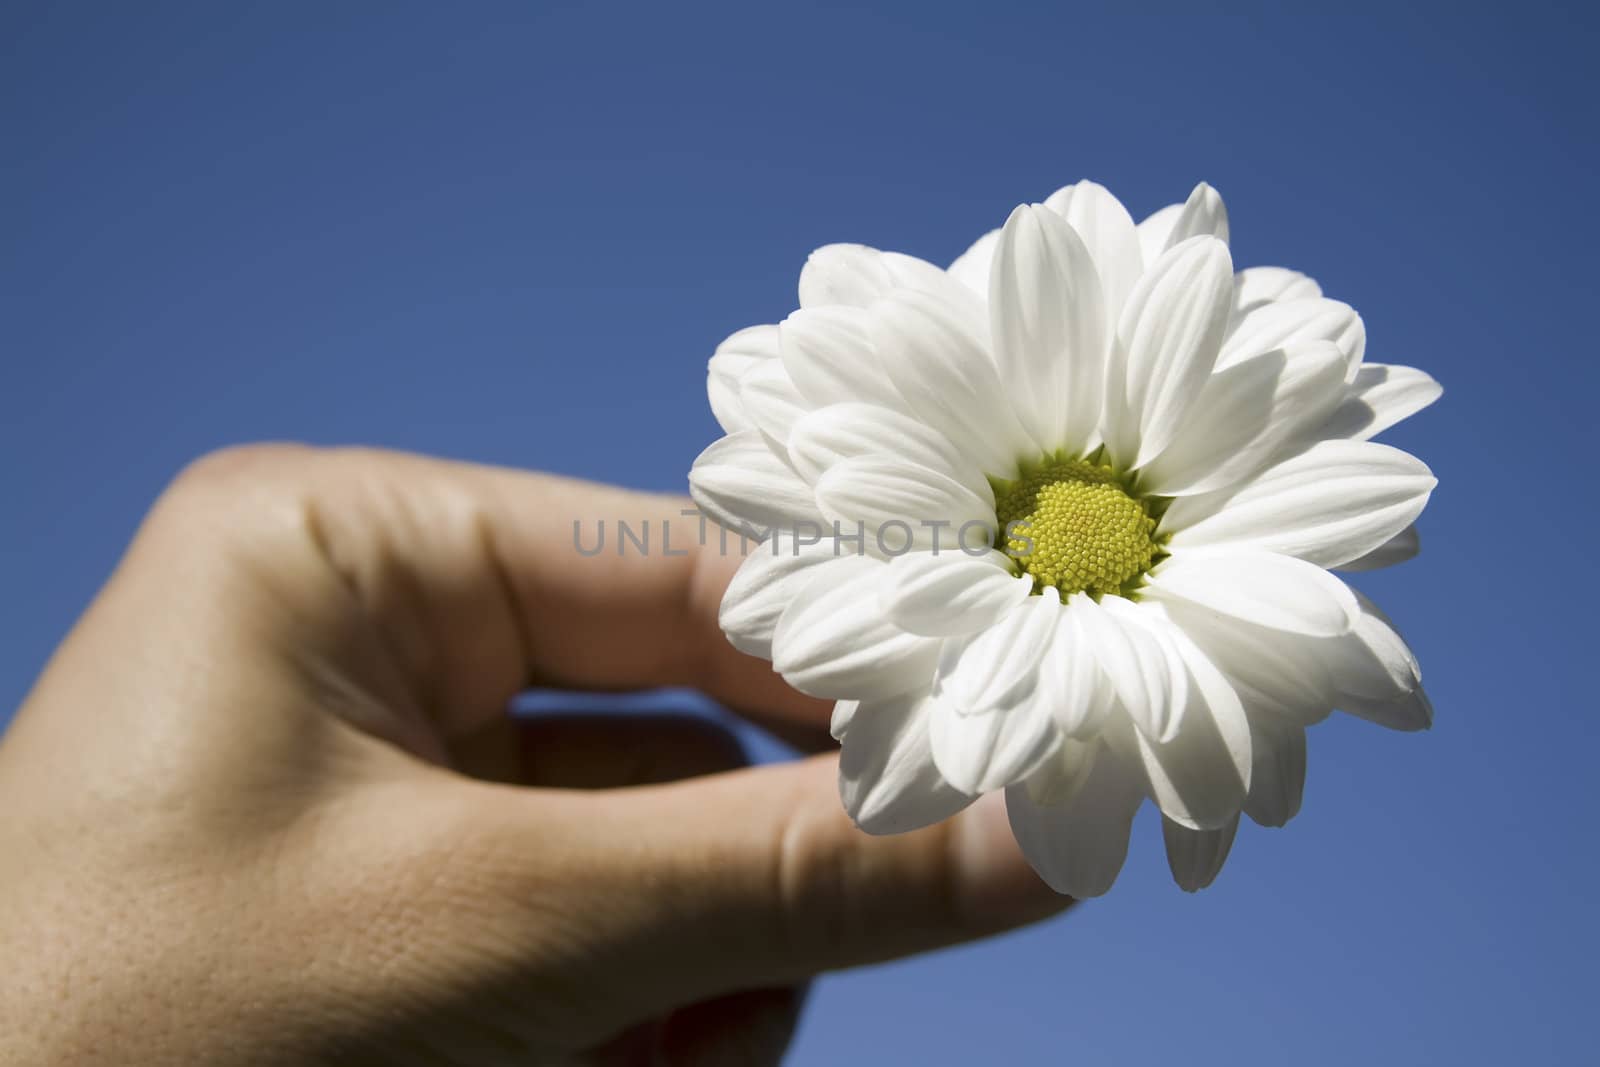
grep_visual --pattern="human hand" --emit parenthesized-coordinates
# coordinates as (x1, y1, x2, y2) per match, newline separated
(0, 446, 1067, 1066)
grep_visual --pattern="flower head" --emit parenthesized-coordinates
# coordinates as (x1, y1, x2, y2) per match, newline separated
(690, 181, 1439, 895)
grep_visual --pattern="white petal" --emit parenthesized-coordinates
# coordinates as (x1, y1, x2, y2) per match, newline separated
(1162, 812, 1238, 892)
(770, 555, 941, 700)
(869, 289, 1037, 475)
(1332, 593, 1421, 694)
(1074, 593, 1186, 741)
(814, 456, 995, 557)
(1005, 741, 1143, 898)
(1220, 297, 1366, 381)
(1231, 267, 1322, 321)
(738, 360, 810, 456)
(1329, 592, 1432, 731)
(1138, 340, 1347, 496)
(882, 252, 992, 339)
(839, 690, 975, 833)
(1019, 736, 1098, 805)
(1242, 712, 1306, 827)
(1164, 182, 1230, 248)
(1159, 598, 1338, 721)
(1343, 684, 1433, 732)
(1134, 348, 1283, 495)
(830, 699, 857, 741)
(989, 203, 1107, 454)
(882, 251, 983, 302)
(1040, 608, 1118, 737)
(933, 592, 1062, 715)
(799, 242, 986, 338)
(1149, 549, 1359, 637)
(707, 372, 752, 435)
(1108, 235, 1234, 468)
(1163, 440, 1437, 568)
(881, 550, 1033, 637)
(787, 403, 992, 503)
(779, 305, 906, 411)
(1336, 524, 1420, 572)
(1041, 179, 1143, 322)
(948, 228, 1000, 294)
(1136, 202, 1183, 266)
(797, 243, 897, 308)
(718, 534, 846, 659)
(1320, 363, 1443, 441)
(707, 324, 781, 434)
(689, 431, 822, 541)
(707, 324, 781, 377)
(1114, 617, 1252, 830)
(929, 685, 1062, 796)
(927, 593, 1068, 795)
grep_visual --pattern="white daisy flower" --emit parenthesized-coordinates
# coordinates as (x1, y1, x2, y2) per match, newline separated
(690, 181, 1439, 896)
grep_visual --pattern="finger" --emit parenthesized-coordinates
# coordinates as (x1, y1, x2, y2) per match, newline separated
(452, 754, 1069, 1011)
(141, 446, 830, 739)
(448, 712, 749, 788)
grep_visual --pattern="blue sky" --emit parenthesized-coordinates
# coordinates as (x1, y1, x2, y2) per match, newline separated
(3, 2, 1596, 1062)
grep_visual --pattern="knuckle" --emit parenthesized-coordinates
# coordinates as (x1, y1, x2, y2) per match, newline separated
(134, 444, 339, 580)
(155, 443, 320, 530)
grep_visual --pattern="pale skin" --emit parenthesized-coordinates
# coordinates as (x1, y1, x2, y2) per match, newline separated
(0, 445, 1069, 1066)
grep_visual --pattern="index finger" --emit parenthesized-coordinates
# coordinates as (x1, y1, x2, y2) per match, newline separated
(167, 446, 832, 740)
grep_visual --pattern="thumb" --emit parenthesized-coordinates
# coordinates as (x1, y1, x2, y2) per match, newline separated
(493, 754, 1071, 1010)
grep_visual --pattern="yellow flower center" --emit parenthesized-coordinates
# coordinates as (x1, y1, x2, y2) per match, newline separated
(992, 456, 1160, 598)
